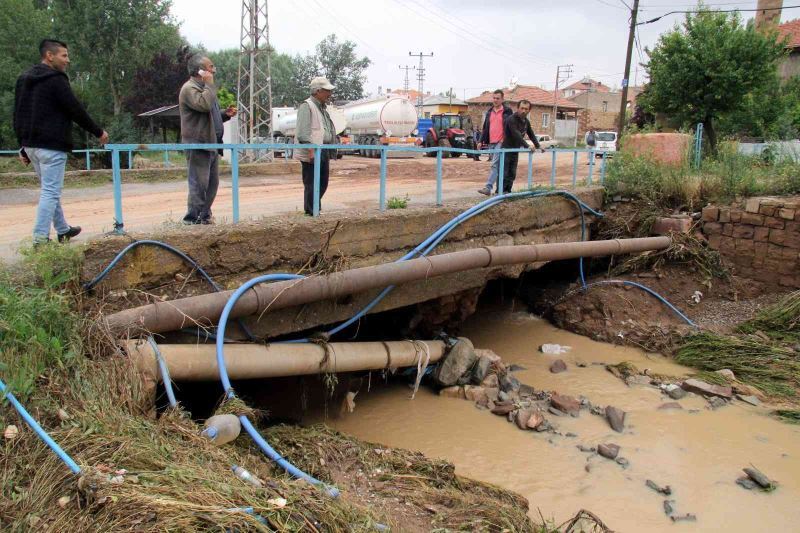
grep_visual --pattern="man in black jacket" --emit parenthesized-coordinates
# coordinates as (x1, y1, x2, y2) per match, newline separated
(498, 99, 544, 194)
(13, 39, 108, 244)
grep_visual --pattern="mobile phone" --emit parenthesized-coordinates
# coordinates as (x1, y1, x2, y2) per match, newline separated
(198, 69, 208, 77)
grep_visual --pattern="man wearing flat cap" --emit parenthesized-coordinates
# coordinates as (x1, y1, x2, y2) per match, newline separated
(293, 77, 336, 216)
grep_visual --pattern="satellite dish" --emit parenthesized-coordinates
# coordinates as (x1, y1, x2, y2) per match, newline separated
(509, 75, 519, 88)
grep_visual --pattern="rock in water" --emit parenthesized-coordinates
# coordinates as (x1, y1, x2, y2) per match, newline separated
(433, 338, 477, 387)
(716, 369, 736, 381)
(681, 378, 733, 399)
(737, 394, 760, 406)
(550, 394, 580, 416)
(471, 356, 492, 384)
(605, 405, 626, 433)
(646, 479, 672, 496)
(666, 385, 687, 400)
(736, 477, 758, 490)
(498, 371, 521, 393)
(438, 386, 465, 399)
(550, 359, 567, 373)
(658, 402, 683, 410)
(663, 500, 674, 516)
(598, 443, 620, 460)
(464, 385, 488, 404)
(491, 402, 515, 416)
(515, 409, 544, 430)
(743, 467, 774, 489)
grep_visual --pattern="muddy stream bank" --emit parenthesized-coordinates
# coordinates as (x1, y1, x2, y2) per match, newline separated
(309, 308, 800, 532)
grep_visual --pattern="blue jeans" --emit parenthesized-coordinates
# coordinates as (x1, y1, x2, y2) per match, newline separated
(26, 147, 70, 241)
(484, 142, 501, 188)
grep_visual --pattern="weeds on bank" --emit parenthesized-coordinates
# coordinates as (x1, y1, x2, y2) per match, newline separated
(387, 195, 409, 209)
(605, 144, 800, 209)
(774, 409, 800, 424)
(675, 333, 799, 398)
(737, 290, 800, 342)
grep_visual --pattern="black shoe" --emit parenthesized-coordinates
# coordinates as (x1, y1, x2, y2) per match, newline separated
(200, 218, 214, 225)
(57, 226, 81, 243)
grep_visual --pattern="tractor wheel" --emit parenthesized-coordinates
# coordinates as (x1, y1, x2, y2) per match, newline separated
(424, 133, 437, 157)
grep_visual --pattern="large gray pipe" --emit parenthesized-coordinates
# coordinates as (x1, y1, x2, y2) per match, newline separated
(128, 339, 446, 382)
(105, 237, 670, 335)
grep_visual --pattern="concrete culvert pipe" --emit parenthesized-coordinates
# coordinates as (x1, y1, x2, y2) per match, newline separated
(106, 237, 670, 335)
(128, 339, 447, 382)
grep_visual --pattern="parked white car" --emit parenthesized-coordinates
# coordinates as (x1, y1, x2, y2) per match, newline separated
(594, 131, 617, 157)
(536, 134, 560, 149)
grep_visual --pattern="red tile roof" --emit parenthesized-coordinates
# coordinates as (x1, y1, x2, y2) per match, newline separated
(563, 78, 611, 93)
(778, 19, 800, 49)
(467, 85, 581, 110)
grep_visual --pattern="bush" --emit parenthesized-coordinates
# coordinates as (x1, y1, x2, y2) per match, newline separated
(387, 195, 409, 209)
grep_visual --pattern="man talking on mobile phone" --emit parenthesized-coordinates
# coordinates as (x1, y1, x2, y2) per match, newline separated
(178, 54, 237, 225)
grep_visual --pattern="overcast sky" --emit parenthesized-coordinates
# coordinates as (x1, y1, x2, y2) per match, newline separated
(170, 0, 792, 99)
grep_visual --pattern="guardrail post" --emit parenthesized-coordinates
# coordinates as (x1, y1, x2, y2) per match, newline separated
(85, 150, 91, 171)
(313, 146, 322, 216)
(379, 147, 387, 211)
(498, 150, 505, 195)
(231, 147, 240, 223)
(527, 151, 533, 189)
(600, 152, 608, 184)
(111, 149, 124, 233)
(164, 150, 170, 167)
(588, 150, 595, 185)
(572, 150, 578, 188)
(436, 149, 443, 206)
(127, 150, 133, 170)
(550, 149, 557, 187)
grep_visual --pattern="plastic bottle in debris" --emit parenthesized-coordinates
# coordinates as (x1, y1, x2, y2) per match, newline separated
(231, 465, 264, 488)
(201, 414, 241, 445)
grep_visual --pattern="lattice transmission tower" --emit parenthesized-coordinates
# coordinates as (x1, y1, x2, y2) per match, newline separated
(237, 0, 274, 161)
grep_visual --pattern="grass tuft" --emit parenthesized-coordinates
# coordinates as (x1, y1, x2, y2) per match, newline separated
(387, 195, 410, 209)
(737, 290, 800, 342)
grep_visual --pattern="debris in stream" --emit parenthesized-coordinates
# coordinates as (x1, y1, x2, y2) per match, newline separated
(671, 513, 697, 523)
(662, 383, 687, 400)
(605, 406, 626, 433)
(646, 479, 672, 496)
(598, 443, 620, 460)
(737, 394, 761, 406)
(742, 466, 777, 491)
(550, 359, 568, 373)
(561, 508, 613, 533)
(539, 343, 572, 355)
(507, 364, 527, 372)
(615, 457, 630, 468)
(707, 396, 728, 410)
(736, 477, 758, 490)
(663, 500, 675, 516)
(658, 402, 683, 410)
(578, 444, 596, 453)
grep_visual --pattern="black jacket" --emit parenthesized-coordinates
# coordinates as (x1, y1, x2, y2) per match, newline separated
(502, 113, 540, 150)
(13, 64, 103, 153)
(480, 104, 513, 144)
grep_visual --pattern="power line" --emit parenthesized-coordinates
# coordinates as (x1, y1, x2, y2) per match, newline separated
(639, 4, 800, 25)
(409, 51, 433, 116)
(398, 64, 416, 96)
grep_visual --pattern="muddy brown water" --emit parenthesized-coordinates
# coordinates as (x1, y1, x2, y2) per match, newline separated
(314, 309, 800, 532)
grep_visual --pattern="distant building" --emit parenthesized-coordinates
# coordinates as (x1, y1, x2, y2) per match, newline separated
(466, 84, 581, 142)
(420, 95, 469, 117)
(561, 77, 611, 98)
(778, 19, 800, 80)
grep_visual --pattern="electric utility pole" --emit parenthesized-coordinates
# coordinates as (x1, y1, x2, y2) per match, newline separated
(552, 64, 573, 137)
(409, 51, 433, 117)
(399, 64, 416, 98)
(617, 0, 640, 145)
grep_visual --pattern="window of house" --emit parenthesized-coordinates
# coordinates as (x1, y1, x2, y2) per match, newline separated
(602, 101, 608, 112)
(541, 113, 550, 129)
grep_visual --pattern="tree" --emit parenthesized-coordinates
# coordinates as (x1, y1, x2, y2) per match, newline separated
(643, 9, 785, 151)
(0, 0, 52, 148)
(53, 0, 183, 116)
(123, 46, 191, 116)
(207, 48, 239, 93)
(312, 34, 370, 101)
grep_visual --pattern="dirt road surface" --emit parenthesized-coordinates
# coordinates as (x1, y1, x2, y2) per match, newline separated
(0, 152, 606, 259)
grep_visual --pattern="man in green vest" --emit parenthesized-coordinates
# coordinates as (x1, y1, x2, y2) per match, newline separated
(294, 77, 336, 216)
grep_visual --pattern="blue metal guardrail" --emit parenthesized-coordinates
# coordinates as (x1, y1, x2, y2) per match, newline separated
(2, 143, 608, 233)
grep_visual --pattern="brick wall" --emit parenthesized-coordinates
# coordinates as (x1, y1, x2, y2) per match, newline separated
(701, 196, 800, 288)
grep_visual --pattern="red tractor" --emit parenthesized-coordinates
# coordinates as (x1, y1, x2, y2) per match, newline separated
(423, 113, 480, 160)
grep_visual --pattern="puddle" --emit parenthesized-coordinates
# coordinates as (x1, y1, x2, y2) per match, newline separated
(318, 310, 800, 532)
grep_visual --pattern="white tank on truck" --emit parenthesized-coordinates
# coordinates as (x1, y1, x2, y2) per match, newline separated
(273, 106, 347, 138)
(342, 96, 419, 158)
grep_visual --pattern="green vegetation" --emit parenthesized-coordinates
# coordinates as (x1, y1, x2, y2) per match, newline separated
(675, 333, 799, 398)
(605, 146, 800, 210)
(641, 8, 786, 151)
(387, 195, 410, 209)
(738, 291, 800, 343)
(774, 409, 800, 424)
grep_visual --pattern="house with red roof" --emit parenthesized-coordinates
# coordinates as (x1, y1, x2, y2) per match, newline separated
(777, 18, 800, 79)
(466, 84, 581, 143)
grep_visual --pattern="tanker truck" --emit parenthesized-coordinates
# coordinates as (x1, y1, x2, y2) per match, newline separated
(341, 96, 419, 158)
(273, 106, 348, 158)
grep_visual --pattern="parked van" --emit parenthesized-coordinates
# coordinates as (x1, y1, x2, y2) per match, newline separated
(594, 131, 617, 157)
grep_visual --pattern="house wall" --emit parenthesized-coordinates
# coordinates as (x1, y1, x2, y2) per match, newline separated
(780, 51, 800, 80)
(421, 104, 469, 117)
(466, 103, 578, 138)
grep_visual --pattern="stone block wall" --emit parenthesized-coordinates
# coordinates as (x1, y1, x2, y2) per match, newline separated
(701, 196, 800, 288)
